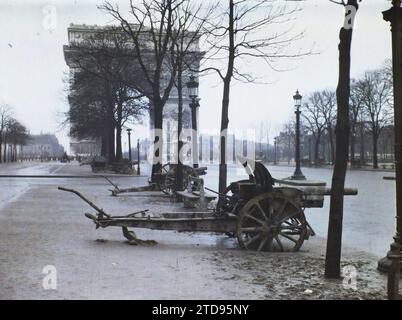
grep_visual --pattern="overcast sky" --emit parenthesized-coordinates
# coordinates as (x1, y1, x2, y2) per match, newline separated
(0, 0, 393, 152)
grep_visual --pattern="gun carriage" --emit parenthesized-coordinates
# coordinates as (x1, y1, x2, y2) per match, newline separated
(107, 163, 207, 196)
(59, 158, 357, 252)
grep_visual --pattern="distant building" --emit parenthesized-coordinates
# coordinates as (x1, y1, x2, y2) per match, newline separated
(70, 139, 101, 157)
(22, 134, 65, 159)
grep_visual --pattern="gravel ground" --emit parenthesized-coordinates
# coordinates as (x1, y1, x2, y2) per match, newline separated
(209, 242, 387, 300)
(0, 162, 390, 300)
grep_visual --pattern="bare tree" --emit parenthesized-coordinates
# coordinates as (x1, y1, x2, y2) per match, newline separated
(280, 121, 295, 165)
(321, 90, 337, 164)
(201, 0, 307, 193)
(171, 0, 212, 194)
(0, 103, 12, 163)
(301, 92, 327, 165)
(101, 0, 186, 181)
(325, 0, 360, 279)
(255, 121, 270, 160)
(114, 86, 148, 161)
(349, 79, 365, 166)
(5, 119, 29, 162)
(355, 68, 393, 169)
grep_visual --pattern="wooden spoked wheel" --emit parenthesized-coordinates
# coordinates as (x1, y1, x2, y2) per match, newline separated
(237, 192, 307, 252)
(160, 164, 176, 195)
(160, 164, 192, 195)
(216, 180, 250, 215)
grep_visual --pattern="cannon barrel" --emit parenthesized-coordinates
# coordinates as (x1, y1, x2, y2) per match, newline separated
(300, 187, 358, 196)
(323, 188, 358, 196)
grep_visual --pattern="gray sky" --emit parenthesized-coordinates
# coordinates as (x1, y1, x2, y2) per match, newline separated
(0, 0, 393, 152)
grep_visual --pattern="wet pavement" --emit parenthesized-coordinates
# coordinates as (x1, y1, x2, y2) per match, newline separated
(0, 161, 392, 299)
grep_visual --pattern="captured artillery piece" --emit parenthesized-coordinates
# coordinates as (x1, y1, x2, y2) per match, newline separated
(59, 157, 358, 252)
(106, 163, 207, 196)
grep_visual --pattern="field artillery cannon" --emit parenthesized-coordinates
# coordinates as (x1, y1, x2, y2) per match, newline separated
(106, 163, 207, 196)
(59, 158, 357, 252)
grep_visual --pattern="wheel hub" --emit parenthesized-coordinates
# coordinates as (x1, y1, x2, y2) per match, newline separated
(261, 220, 279, 238)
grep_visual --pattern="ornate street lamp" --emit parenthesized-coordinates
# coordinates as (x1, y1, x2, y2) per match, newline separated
(186, 74, 200, 168)
(187, 74, 199, 100)
(126, 129, 132, 163)
(291, 90, 306, 180)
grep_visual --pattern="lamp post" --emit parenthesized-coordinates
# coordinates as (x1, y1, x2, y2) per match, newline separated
(127, 129, 132, 163)
(378, 0, 402, 300)
(137, 139, 141, 176)
(291, 90, 306, 180)
(274, 137, 278, 165)
(186, 74, 200, 168)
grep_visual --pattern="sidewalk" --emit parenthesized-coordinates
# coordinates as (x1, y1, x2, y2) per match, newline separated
(270, 161, 396, 173)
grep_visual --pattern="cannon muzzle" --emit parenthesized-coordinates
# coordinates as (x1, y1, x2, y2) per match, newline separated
(300, 187, 358, 196)
(323, 188, 358, 196)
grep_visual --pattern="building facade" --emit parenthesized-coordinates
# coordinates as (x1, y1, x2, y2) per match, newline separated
(70, 138, 102, 157)
(22, 134, 65, 159)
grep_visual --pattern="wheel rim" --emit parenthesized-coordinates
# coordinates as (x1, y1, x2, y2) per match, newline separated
(216, 180, 251, 214)
(161, 164, 175, 195)
(160, 164, 192, 195)
(237, 192, 307, 252)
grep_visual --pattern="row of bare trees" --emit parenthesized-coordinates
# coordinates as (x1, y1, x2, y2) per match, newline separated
(302, 90, 337, 165)
(350, 65, 393, 168)
(274, 63, 393, 168)
(0, 103, 30, 163)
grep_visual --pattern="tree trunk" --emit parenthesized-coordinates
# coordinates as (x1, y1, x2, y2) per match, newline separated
(115, 102, 123, 162)
(0, 138, 2, 164)
(3, 137, 7, 163)
(314, 134, 321, 166)
(329, 127, 335, 165)
(151, 101, 164, 183)
(115, 125, 122, 162)
(350, 127, 356, 165)
(218, 0, 235, 194)
(372, 133, 379, 169)
(219, 78, 230, 193)
(360, 123, 365, 166)
(176, 63, 184, 197)
(101, 135, 107, 158)
(325, 1, 357, 279)
(108, 117, 115, 164)
(106, 101, 116, 164)
(105, 86, 116, 164)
